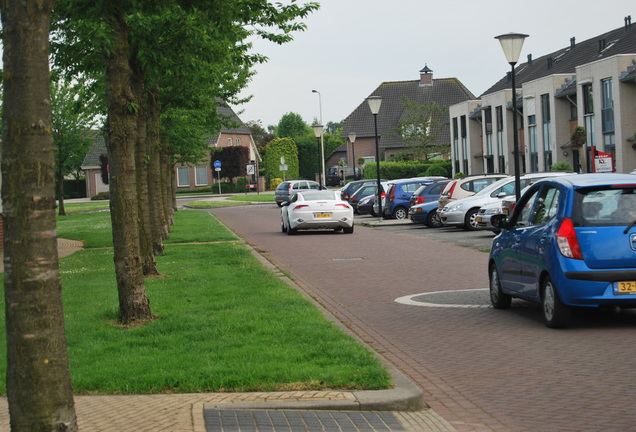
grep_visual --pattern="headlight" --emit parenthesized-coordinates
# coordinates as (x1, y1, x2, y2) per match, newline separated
(485, 207, 502, 215)
(448, 203, 463, 212)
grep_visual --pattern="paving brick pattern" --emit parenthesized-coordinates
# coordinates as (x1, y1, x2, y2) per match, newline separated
(204, 409, 405, 431)
(211, 205, 636, 432)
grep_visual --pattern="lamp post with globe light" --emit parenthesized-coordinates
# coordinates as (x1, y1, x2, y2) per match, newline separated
(366, 96, 383, 220)
(348, 132, 357, 180)
(312, 124, 324, 187)
(495, 32, 528, 201)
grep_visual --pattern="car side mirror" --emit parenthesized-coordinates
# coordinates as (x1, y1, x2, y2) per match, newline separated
(490, 213, 509, 229)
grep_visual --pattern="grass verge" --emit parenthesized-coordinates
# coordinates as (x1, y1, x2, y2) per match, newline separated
(0, 209, 391, 394)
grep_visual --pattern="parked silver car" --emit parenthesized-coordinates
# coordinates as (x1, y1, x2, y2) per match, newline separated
(439, 172, 575, 230)
(275, 180, 323, 207)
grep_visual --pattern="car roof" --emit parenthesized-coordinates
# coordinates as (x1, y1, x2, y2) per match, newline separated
(532, 172, 636, 188)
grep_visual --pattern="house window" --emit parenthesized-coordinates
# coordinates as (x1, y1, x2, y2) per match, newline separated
(528, 115, 538, 172)
(195, 166, 208, 186)
(601, 78, 614, 154)
(484, 107, 493, 135)
(236, 138, 241, 146)
(177, 167, 190, 187)
(583, 84, 595, 149)
(460, 116, 467, 170)
(541, 94, 552, 170)
(227, 138, 232, 146)
(452, 117, 459, 163)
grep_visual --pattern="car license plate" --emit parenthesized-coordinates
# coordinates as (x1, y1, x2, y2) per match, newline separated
(314, 212, 332, 219)
(616, 281, 636, 294)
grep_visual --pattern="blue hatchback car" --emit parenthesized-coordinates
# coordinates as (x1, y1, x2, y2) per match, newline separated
(488, 173, 636, 328)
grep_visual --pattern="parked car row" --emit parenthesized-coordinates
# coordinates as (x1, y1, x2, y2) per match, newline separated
(488, 173, 636, 328)
(276, 173, 636, 329)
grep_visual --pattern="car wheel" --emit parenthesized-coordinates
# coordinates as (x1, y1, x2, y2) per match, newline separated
(426, 210, 444, 228)
(287, 226, 297, 236)
(489, 264, 511, 309)
(276, 202, 283, 207)
(393, 207, 408, 220)
(542, 276, 570, 329)
(343, 225, 354, 234)
(463, 208, 480, 231)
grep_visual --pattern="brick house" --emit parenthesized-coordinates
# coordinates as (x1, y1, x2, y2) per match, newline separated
(333, 66, 476, 172)
(81, 102, 261, 197)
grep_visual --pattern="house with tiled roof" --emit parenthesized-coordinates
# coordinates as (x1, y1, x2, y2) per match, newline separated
(450, 15, 636, 176)
(331, 67, 476, 171)
(175, 101, 261, 191)
(81, 102, 261, 197)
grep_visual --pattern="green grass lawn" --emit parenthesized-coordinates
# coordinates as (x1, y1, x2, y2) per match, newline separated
(0, 209, 390, 395)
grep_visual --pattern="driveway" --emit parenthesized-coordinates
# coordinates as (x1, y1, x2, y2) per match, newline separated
(208, 204, 636, 432)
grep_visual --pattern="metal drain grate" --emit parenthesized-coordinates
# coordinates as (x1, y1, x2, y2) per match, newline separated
(204, 409, 406, 431)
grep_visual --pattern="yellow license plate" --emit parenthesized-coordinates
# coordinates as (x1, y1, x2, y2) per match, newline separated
(314, 213, 332, 218)
(617, 281, 636, 294)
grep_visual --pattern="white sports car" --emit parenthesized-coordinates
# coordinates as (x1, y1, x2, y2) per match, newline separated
(281, 190, 354, 235)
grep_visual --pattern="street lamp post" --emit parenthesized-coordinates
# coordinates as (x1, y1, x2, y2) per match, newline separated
(495, 32, 528, 201)
(366, 96, 383, 221)
(312, 124, 324, 187)
(348, 132, 357, 180)
(312, 90, 325, 188)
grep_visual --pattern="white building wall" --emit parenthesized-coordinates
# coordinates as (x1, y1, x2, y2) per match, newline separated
(480, 90, 512, 174)
(521, 74, 574, 172)
(576, 54, 636, 173)
(449, 100, 482, 176)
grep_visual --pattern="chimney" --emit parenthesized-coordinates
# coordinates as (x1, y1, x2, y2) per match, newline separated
(547, 56, 553, 69)
(599, 38, 607, 52)
(570, 37, 576, 49)
(626, 15, 632, 31)
(419, 64, 433, 87)
(527, 54, 532, 65)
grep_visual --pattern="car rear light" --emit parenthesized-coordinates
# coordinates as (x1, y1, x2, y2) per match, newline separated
(447, 182, 457, 198)
(389, 187, 395, 203)
(336, 203, 350, 209)
(343, 193, 349, 200)
(293, 204, 309, 210)
(556, 217, 583, 260)
(415, 197, 425, 205)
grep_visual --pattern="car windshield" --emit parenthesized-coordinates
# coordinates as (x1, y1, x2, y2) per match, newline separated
(572, 187, 636, 227)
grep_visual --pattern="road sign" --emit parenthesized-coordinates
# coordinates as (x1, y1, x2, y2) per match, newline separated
(213, 160, 221, 169)
(280, 164, 288, 171)
(246, 164, 255, 175)
(280, 156, 285, 164)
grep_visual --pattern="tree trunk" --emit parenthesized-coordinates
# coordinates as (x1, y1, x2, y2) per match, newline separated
(146, 83, 166, 254)
(131, 61, 158, 275)
(57, 169, 67, 216)
(1, 1, 78, 430)
(160, 145, 175, 233)
(103, 6, 153, 323)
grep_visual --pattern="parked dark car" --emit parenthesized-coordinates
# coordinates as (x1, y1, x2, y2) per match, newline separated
(408, 201, 444, 227)
(384, 178, 438, 220)
(348, 182, 389, 214)
(326, 165, 362, 187)
(340, 179, 386, 202)
(489, 173, 636, 328)
(357, 194, 376, 216)
(409, 180, 450, 207)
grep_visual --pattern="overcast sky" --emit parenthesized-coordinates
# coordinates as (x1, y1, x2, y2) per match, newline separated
(233, 0, 634, 129)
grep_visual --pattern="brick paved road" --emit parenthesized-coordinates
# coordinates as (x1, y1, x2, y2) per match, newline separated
(209, 205, 636, 432)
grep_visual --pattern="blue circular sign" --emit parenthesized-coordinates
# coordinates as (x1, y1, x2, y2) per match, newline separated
(213, 160, 221, 168)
